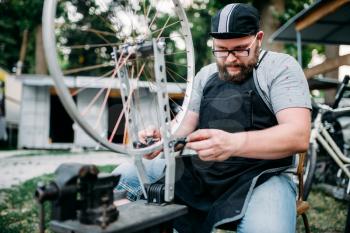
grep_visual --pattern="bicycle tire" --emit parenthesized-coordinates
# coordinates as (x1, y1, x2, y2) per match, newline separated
(303, 142, 317, 200)
(42, 0, 195, 155)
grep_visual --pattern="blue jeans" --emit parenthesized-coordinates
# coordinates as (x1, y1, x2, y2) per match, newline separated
(236, 174, 297, 233)
(113, 157, 166, 201)
(113, 159, 297, 233)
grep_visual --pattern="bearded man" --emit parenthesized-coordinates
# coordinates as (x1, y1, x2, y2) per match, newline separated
(113, 3, 311, 233)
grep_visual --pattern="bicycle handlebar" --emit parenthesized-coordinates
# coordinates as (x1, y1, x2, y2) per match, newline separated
(314, 101, 350, 123)
(333, 75, 350, 109)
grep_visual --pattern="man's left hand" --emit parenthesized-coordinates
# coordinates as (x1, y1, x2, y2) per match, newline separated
(186, 129, 243, 161)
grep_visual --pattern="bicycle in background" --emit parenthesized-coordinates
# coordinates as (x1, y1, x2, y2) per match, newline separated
(304, 75, 350, 200)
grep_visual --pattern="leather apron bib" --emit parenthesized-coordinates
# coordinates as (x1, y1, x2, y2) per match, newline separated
(173, 70, 293, 233)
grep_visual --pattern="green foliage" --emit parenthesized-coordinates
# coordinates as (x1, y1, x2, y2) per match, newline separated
(0, 0, 44, 73)
(0, 0, 324, 74)
(277, 0, 313, 24)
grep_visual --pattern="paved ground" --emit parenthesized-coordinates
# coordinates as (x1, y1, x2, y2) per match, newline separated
(0, 150, 132, 189)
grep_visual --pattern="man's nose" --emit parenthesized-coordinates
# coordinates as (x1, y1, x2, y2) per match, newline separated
(226, 52, 238, 63)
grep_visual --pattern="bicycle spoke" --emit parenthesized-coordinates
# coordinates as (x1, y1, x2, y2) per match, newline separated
(156, 16, 171, 40)
(166, 66, 187, 82)
(165, 61, 189, 68)
(165, 51, 188, 56)
(168, 94, 184, 124)
(141, 66, 156, 92)
(169, 107, 177, 123)
(107, 60, 146, 143)
(71, 69, 115, 97)
(166, 70, 187, 102)
(153, 20, 180, 35)
(108, 66, 132, 142)
(63, 63, 112, 75)
(108, 105, 126, 142)
(160, 34, 189, 40)
(125, 51, 188, 64)
(62, 42, 122, 50)
(145, 2, 152, 19)
(93, 53, 132, 129)
(80, 27, 116, 37)
(168, 96, 183, 112)
(133, 63, 147, 132)
(77, 26, 113, 44)
(148, 8, 158, 31)
(64, 47, 126, 76)
(144, 67, 157, 91)
(81, 88, 106, 117)
(109, 69, 134, 143)
(109, 62, 146, 142)
(166, 70, 188, 98)
(166, 69, 186, 89)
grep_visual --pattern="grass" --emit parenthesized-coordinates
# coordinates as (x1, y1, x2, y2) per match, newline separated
(0, 167, 348, 233)
(297, 187, 348, 233)
(0, 173, 54, 233)
(0, 165, 116, 233)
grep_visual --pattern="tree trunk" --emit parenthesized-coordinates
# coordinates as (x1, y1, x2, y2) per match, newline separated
(35, 25, 48, 75)
(324, 45, 339, 104)
(257, 0, 285, 52)
(16, 29, 29, 75)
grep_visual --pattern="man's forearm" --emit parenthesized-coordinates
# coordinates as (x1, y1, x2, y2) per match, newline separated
(171, 110, 199, 137)
(232, 123, 310, 159)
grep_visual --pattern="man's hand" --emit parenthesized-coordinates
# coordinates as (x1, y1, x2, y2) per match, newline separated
(186, 129, 242, 161)
(137, 126, 162, 159)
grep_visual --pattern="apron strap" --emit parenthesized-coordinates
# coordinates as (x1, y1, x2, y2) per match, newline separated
(255, 50, 268, 69)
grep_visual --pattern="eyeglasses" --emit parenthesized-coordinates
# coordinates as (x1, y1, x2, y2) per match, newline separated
(212, 34, 258, 58)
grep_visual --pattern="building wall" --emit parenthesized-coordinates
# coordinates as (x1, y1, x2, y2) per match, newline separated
(74, 89, 108, 148)
(18, 85, 50, 148)
(17, 76, 185, 150)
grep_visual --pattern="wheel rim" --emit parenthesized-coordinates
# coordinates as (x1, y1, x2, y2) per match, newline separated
(42, 0, 194, 155)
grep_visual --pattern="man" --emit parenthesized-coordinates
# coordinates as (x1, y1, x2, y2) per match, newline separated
(114, 3, 311, 233)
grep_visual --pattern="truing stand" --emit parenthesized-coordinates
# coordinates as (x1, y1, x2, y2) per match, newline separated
(117, 39, 176, 203)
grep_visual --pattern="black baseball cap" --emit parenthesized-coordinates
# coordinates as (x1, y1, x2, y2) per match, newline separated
(210, 3, 260, 39)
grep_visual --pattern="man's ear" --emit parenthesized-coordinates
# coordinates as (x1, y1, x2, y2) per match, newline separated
(257, 31, 264, 47)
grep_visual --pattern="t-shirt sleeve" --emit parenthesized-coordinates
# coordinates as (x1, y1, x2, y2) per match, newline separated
(187, 64, 217, 113)
(269, 55, 312, 114)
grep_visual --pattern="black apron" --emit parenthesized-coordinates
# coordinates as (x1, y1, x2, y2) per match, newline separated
(173, 69, 293, 233)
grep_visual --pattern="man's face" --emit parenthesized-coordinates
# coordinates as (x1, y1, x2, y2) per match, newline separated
(213, 31, 263, 83)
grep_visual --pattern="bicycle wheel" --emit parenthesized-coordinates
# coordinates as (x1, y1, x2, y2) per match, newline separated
(303, 142, 317, 200)
(42, 0, 195, 155)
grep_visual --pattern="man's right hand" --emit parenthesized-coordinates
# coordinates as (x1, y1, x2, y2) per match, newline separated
(137, 126, 162, 159)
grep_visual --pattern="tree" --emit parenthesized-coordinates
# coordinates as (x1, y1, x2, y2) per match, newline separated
(0, 0, 315, 75)
(0, 0, 44, 74)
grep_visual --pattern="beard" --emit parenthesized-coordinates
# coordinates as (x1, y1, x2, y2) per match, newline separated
(217, 45, 260, 83)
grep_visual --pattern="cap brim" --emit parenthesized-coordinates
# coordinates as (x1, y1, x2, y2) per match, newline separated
(209, 32, 252, 39)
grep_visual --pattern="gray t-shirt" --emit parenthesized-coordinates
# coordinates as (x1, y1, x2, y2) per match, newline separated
(188, 50, 312, 114)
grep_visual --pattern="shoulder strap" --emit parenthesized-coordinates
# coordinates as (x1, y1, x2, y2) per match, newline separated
(253, 50, 274, 114)
(255, 49, 268, 69)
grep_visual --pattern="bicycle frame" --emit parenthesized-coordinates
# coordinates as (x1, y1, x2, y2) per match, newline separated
(312, 106, 350, 192)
